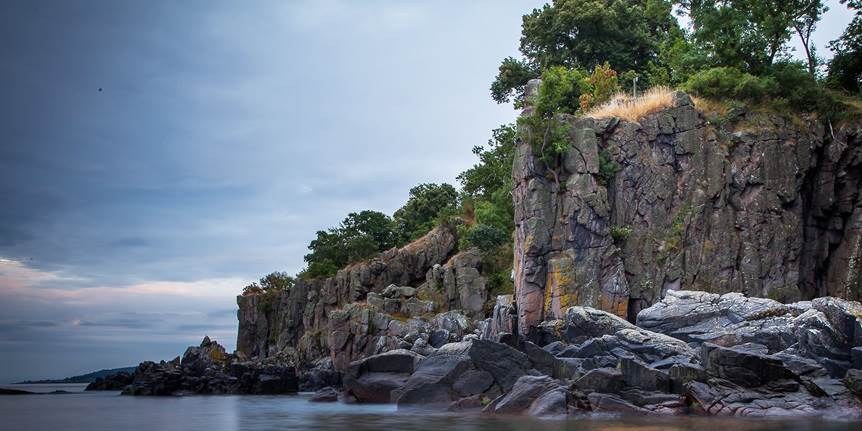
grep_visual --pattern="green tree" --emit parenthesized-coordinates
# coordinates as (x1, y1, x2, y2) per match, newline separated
(301, 210, 397, 279)
(491, 0, 679, 104)
(828, 0, 862, 94)
(681, 0, 825, 75)
(457, 124, 517, 200)
(393, 183, 459, 243)
(242, 271, 295, 295)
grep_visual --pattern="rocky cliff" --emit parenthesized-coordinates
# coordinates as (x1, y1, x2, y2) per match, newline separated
(513, 83, 862, 333)
(236, 223, 496, 374)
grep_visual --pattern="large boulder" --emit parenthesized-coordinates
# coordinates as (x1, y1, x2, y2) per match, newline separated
(343, 350, 424, 403)
(395, 339, 534, 408)
(485, 375, 568, 415)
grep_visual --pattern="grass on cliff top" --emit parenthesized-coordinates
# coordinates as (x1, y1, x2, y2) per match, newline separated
(586, 86, 675, 122)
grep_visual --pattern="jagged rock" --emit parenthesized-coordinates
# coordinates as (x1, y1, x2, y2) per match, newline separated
(638, 290, 860, 376)
(422, 248, 488, 319)
(481, 295, 516, 341)
(309, 386, 339, 402)
(85, 372, 133, 391)
(122, 338, 298, 396)
(237, 224, 459, 362)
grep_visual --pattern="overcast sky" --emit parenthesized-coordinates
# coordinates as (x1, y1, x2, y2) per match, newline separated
(0, 0, 855, 382)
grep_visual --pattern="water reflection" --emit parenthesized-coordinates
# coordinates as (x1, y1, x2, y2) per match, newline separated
(0, 390, 859, 431)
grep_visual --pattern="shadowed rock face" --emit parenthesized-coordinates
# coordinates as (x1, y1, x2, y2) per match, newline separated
(236, 224, 459, 362)
(513, 82, 862, 332)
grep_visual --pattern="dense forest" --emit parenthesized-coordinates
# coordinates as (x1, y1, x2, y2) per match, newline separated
(245, 0, 862, 298)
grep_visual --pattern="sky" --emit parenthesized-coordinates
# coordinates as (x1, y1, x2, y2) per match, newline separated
(0, 0, 855, 383)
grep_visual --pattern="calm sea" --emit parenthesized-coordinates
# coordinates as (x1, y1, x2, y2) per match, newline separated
(1, 384, 861, 431)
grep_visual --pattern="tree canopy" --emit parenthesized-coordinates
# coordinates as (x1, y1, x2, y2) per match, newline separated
(300, 210, 397, 279)
(491, 0, 680, 103)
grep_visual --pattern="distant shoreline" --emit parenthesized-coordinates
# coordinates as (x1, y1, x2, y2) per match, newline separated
(14, 366, 135, 385)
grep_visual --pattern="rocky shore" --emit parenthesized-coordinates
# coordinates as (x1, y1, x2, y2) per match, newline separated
(117, 96, 862, 418)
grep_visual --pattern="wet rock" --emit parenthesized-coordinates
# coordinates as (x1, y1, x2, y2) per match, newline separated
(309, 386, 339, 402)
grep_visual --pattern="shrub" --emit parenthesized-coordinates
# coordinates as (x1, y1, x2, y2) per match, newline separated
(610, 225, 633, 242)
(681, 67, 777, 103)
(465, 224, 508, 252)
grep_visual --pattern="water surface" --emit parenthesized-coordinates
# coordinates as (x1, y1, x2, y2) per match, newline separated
(1, 385, 860, 431)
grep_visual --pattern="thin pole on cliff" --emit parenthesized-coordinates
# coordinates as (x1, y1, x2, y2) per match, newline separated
(633, 76, 639, 98)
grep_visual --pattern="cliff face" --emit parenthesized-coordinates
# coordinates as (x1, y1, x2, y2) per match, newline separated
(236, 224, 489, 368)
(513, 86, 862, 333)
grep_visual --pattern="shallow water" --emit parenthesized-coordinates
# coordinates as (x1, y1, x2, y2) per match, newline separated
(1, 385, 861, 431)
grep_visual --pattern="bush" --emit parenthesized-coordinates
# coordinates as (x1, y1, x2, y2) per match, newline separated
(393, 183, 459, 244)
(534, 66, 589, 117)
(610, 225, 633, 242)
(465, 224, 508, 252)
(681, 67, 777, 103)
(243, 271, 295, 295)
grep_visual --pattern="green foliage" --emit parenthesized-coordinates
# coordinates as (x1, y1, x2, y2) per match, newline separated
(610, 225, 634, 242)
(242, 271, 295, 295)
(683, 0, 826, 75)
(491, 57, 539, 104)
(491, 0, 680, 103)
(828, 0, 862, 94)
(534, 66, 589, 117)
(597, 150, 620, 186)
(465, 224, 508, 252)
(683, 63, 838, 115)
(300, 210, 397, 279)
(682, 67, 777, 103)
(457, 124, 517, 201)
(393, 183, 459, 244)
